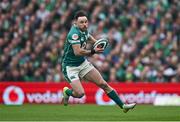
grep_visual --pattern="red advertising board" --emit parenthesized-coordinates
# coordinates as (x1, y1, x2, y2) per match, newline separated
(0, 82, 180, 105)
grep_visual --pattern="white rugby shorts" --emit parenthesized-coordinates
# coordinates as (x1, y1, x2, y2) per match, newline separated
(63, 60, 94, 83)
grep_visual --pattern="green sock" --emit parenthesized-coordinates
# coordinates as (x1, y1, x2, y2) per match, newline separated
(65, 89, 73, 96)
(107, 90, 124, 108)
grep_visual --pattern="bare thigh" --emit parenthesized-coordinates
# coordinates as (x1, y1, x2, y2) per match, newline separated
(83, 68, 112, 93)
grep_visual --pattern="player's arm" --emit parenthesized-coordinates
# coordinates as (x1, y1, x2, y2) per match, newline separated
(72, 44, 93, 56)
(69, 33, 103, 56)
(68, 33, 94, 56)
(72, 44, 104, 56)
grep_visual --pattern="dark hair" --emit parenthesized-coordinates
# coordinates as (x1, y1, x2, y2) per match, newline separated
(74, 10, 87, 20)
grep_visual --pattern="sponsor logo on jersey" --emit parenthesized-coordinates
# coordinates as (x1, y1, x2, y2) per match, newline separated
(72, 34, 79, 40)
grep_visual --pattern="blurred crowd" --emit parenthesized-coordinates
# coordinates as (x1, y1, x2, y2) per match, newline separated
(0, 0, 179, 82)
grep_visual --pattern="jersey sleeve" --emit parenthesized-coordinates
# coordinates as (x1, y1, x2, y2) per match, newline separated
(67, 33, 81, 45)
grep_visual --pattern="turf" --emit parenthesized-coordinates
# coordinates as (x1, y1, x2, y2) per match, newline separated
(0, 104, 180, 121)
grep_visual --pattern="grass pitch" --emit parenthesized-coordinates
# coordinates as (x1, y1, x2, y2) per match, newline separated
(0, 104, 180, 121)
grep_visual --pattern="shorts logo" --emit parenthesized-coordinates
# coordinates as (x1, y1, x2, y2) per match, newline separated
(72, 34, 79, 40)
(70, 76, 76, 79)
(3, 86, 25, 105)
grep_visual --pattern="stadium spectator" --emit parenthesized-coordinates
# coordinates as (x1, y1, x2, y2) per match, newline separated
(0, 0, 179, 82)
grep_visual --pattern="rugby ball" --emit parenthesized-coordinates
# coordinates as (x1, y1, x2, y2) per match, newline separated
(93, 38, 108, 50)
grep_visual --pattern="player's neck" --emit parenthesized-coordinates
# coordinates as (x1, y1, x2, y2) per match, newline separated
(73, 24, 86, 33)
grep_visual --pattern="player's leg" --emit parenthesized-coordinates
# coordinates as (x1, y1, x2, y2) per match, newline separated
(79, 60, 124, 108)
(83, 67, 136, 112)
(83, 68, 124, 108)
(62, 66, 85, 105)
(63, 79, 85, 106)
(69, 80, 85, 98)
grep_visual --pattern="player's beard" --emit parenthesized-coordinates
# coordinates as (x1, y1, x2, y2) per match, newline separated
(82, 26, 87, 31)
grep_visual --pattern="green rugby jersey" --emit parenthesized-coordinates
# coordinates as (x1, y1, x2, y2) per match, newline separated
(61, 25, 90, 66)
